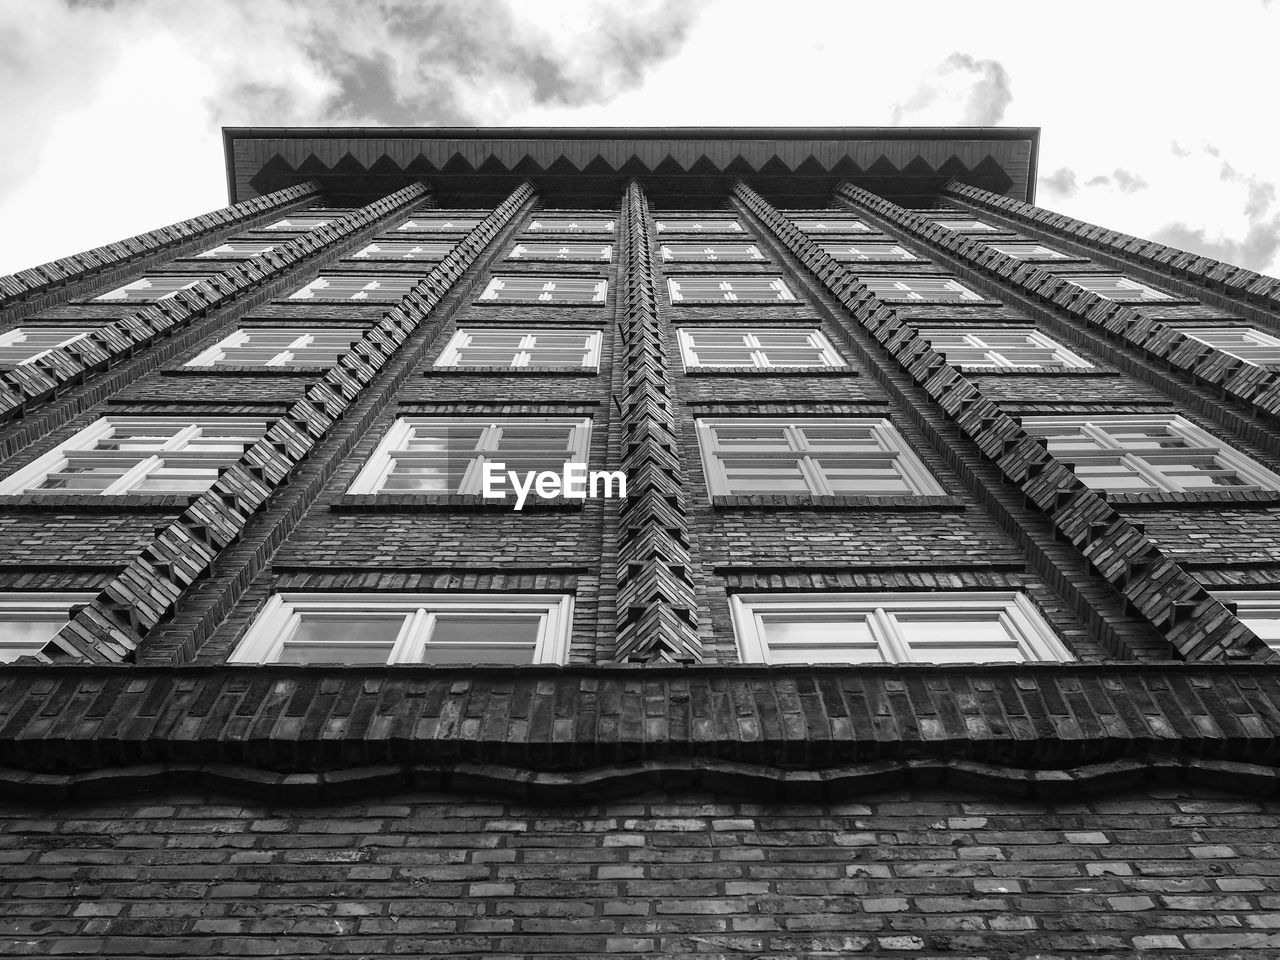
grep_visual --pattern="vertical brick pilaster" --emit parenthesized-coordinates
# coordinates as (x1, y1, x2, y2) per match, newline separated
(44, 182, 537, 663)
(732, 179, 1268, 663)
(611, 181, 700, 663)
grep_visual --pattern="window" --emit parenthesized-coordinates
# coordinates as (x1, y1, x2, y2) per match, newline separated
(919, 328, 1093, 370)
(289, 275, 424, 301)
(861, 277, 984, 302)
(262, 216, 332, 231)
(695, 418, 944, 496)
(351, 241, 453, 261)
(822, 243, 919, 262)
(508, 243, 613, 262)
(1022, 415, 1280, 493)
(789, 218, 872, 233)
(196, 242, 278, 259)
(228, 593, 572, 665)
(95, 276, 208, 301)
(395, 216, 482, 233)
(677, 329, 844, 369)
(660, 244, 765, 262)
(667, 277, 795, 303)
(0, 328, 94, 365)
(730, 592, 1072, 664)
(931, 218, 1001, 233)
(987, 242, 1072, 261)
(0, 593, 97, 663)
(654, 219, 743, 233)
(185, 328, 366, 368)
(478, 276, 608, 303)
(1212, 592, 1280, 651)
(525, 217, 615, 234)
(348, 417, 591, 494)
(1179, 327, 1280, 367)
(1062, 275, 1174, 301)
(0, 417, 268, 496)
(435, 329, 602, 369)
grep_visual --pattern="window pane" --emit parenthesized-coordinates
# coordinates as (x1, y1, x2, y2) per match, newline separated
(896, 617, 1025, 662)
(431, 616, 541, 645)
(278, 642, 396, 664)
(761, 617, 883, 663)
(418, 644, 537, 665)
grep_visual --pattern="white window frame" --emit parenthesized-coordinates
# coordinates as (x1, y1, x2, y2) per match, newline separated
(262, 216, 332, 231)
(1022, 414, 1280, 493)
(95, 276, 208, 301)
(0, 593, 97, 663)
(986, 242, 1072, 261)
(435, 329, 603, 370)
(196, 242, 278, 259)
(0, 417, 269, 496)
(525, 218, 615, 234)
(1179, 327, 1280, 367)
(288, 275, 424, 301)
(790, 218, 872, 233)
(654, 220, 744, 233)
(730, 592, 1072, 665)
(351, 241, 453, 261)
(1212, 591, 1280, 651)
(184, 327, 366, 368)
(919, 328, 1094, 370)
(660, 244, 765, 262)
(931, 219, 1001, 233)
(478, 277, 608, 303)
(348, 417, 592, 495)
(395, 217, 482, 233)
(695, 417, 944, 497)
(667, 277, 796, 303)
(822, 243, 919, 262)
(860, 276, 984, 302)
(507, 243, 613, 262)
(1062, 275, 1174, 301)
(677, 328, 844, 370)
(228, 593, 573, 665)
(0, 328, 95, 365)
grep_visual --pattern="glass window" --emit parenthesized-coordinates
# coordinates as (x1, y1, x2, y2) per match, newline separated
(987, 243, 1073, 261)
(1062, 275, 1174, 301)
(262, 216, 332, 231)
(667, 277, 795, 303)
(0, 418, 269, 496)
(185, 328, 366, 368)
(919, 328, 1093, 370)
(1212, 591, 1280, 650)
(660, 244, 765, 262)
(822, 243, 919, 262)
(396, 216, 482, 233)
(695, 418, 944, 496)
(525, 217, 615, 234)
(351, 241, 453, 261)
(196, 242, 278, 259)
(507, 243, 612, 262)
(931, 219, 1001, 233)
(289, 275, 424, 301)
(348, 417, 591, 495)
(790, 218, 872, 233)
(478, 277, 608, 303)
(95, 277, 208, 301)
(1022, 415, 1280, 493)
(654, 220, 744, 233)
(228, 593, 573, 665)
(1179, 327, 1280, 367)
(0, 593, 98, 663)
(0, 328, 94, 365)
(435, 330, 602, 369)
(861, 277, 984, 302)
(677, 329, 844, 369)
(731, 592, 1072, 664)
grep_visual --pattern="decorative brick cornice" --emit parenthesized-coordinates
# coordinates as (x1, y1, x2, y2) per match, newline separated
(0, 182, 321, 312)
(2, 663, 1280, 799)
(42, 182, 537, 663)
(0, 185, 417, 427)
(884, 183, 1280, 423)
(612, 181, 700, 663)
(735, 180, 1266, 663)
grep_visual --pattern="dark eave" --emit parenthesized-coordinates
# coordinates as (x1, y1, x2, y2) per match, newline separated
(222, 125, 1041, 209)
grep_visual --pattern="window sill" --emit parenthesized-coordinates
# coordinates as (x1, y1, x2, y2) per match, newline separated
(333, 494, 587, 512)
(1103, 490, 1280, 509)
(0, 493, 195, 512)
(874, 298, 1005, 307)
(710, 494, 964, 510)
(161, 365, 330, 377)
(426, 366, 599, 377)
(958, 366, 1121, 377)
(671, 299, 805, 307)
(683, 366, 855, 377)
(472, 300, 607, 308)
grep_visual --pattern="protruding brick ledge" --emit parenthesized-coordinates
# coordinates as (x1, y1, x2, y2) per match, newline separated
(0, 181, 320, 311)
(1, 664, 1280, 799)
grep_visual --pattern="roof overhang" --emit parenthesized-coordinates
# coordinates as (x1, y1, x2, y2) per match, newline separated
(222, 126, 1040, 208)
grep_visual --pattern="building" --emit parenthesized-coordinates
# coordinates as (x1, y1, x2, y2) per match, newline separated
(1, 126, 1280, 956)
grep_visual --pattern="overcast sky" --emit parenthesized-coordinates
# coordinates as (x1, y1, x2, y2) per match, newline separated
(1, 0, 1277, 278)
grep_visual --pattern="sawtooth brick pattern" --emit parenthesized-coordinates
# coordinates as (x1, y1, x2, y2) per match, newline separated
(42, 182, 535, 665)
(611, 182, 700, 664)
(735, 181, 1264, 664)
(2, 788, 1279, 957)
(0, 181, 320, 312)
(941, 181, 1280, 422)
(0, 189, 411, 429)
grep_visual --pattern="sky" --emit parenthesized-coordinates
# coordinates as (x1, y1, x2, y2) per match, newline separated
(1, 0, 1277, 278)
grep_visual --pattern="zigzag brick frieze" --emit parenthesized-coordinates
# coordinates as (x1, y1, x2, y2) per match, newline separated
(0, 183, 415, 428)
(42, 181, 536, 663)
(612, 180, 700, 663)
(734, 180, 1268, 664)
(0, 181, 321, 311)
